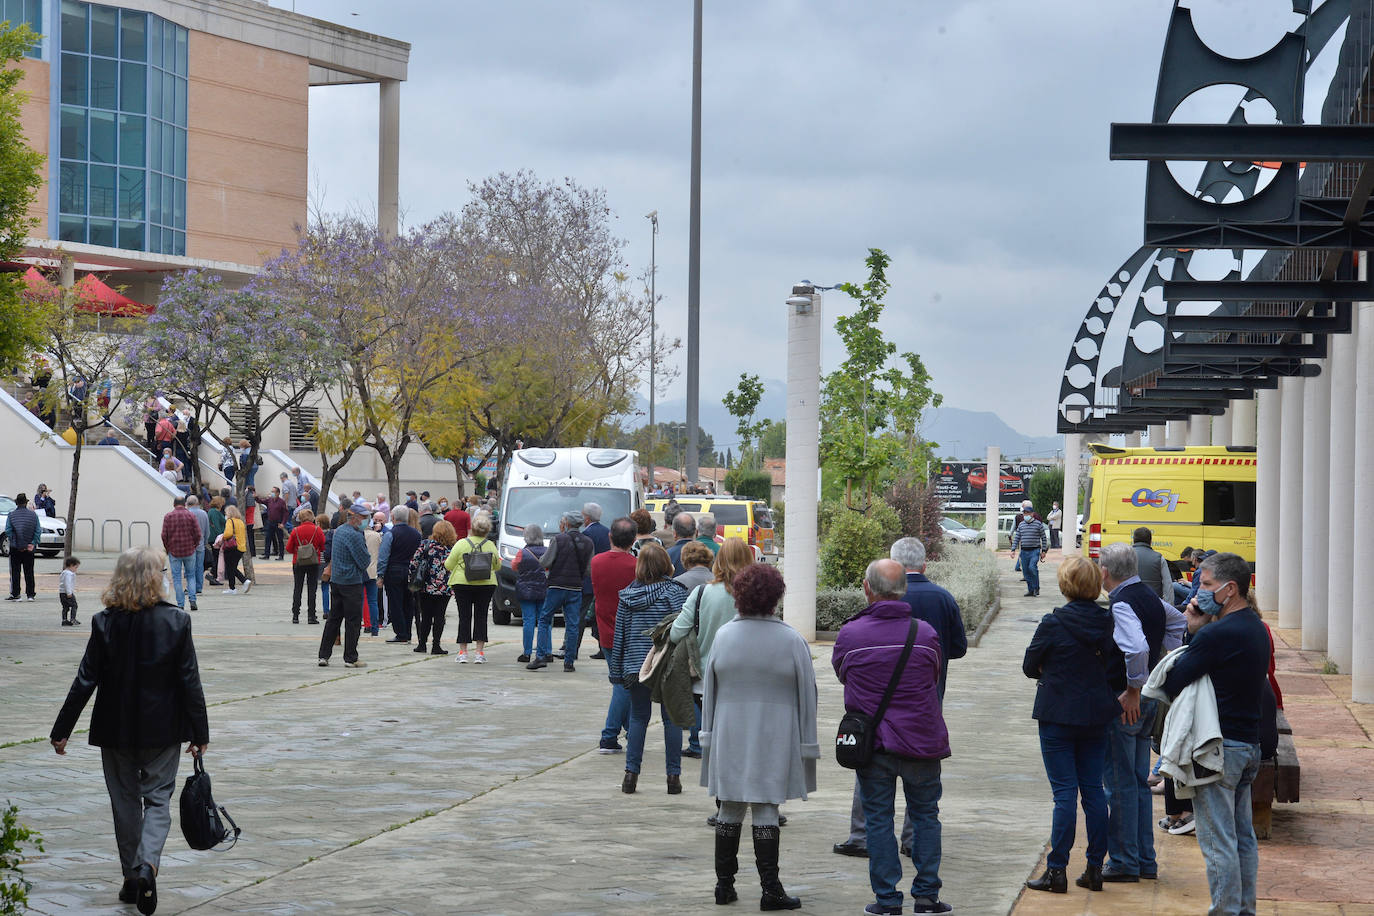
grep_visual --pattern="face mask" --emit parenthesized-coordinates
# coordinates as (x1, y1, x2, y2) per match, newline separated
(1196, 584, 1226, 615)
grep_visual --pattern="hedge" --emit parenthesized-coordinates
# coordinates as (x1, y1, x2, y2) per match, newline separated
(813, 543, 1000, 634)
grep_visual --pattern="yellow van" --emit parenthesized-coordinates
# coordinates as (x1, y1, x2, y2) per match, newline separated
(1083, 445, 1257, 568)
(645, 497, 776, 554)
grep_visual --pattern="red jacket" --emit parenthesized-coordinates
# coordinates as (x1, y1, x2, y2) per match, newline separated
(286, 523, 325, 564)
(443, 507, 471, 539)
(591, 549, 638, 649)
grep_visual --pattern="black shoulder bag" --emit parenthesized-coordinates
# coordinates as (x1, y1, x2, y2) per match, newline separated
(179, 753, 241, 850)
(835, 618, 918, 770)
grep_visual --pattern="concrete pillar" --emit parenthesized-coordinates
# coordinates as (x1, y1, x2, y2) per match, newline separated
(985, 446, 1002, 553)
(1301, 361, 1331, 650)
(1062, 435, 1081, 556)
(1210, 407, 1232, 447)
(1124, 432, 1142, 448)
(1147, 424, 1166, 448)
(378, 79, 401, 238)
(1254, 387, 1282, 613)
(1165, 420, 1187, 447)
(1353, 295, 1374, 701)
(1277, 376, 1304, 628)
(783, 288, 821, 641)
(1328, 298, 1358, 673)
(1187, 415, 1210, 446)
(1231, 398, 1256, 447)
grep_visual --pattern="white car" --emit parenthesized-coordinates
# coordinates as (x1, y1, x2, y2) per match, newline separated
(939, 517, 986, 546)
(0, 494, 67, 558)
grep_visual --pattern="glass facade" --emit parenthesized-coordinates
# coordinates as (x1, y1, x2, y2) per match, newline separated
(0, 0, 43, 58)
(57, 0, 187, 255)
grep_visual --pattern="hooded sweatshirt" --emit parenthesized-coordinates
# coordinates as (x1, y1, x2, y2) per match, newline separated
(1022, 598, 1127, 727)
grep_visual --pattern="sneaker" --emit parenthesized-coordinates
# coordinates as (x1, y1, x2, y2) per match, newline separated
(682, 748, 703, 759)
(222, 589, 237, 596)
(865, 904, 902, 916)
(457, 652, 469, 664)
(474, 652, 486, 664)
(911, 900, 952, 914)
(60, 619, 72, 626)
(1168, 813, 1196, 835)
(189, 601, 197, 611)
(242, 579, 253, 594)
(1158, 815, 1174, 831)
(25, 596, 35, 601)
(318, 658, 329, 667)
(344, 659, 367, 668)
(4, 595, 18, 601)
(598, 740, 623, 754)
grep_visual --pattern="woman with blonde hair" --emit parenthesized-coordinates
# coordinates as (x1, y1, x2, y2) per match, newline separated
(219, 505, 249, 595)
(444, 511, 499, 663)
(50, 546, 209, 913)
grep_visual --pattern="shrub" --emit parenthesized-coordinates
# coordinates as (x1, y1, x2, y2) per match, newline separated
(818, 510, 888, 588)
(886, 475, 946, 562)
(1029, 466, 1064, 519)
(1, 802, 43, 915)
(927, 543, 1000, 631)
(816, 587, 866, 631)
(724, 468, 772, 503)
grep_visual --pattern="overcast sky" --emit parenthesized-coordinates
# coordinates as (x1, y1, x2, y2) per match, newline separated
(284, 0, 1321, 438)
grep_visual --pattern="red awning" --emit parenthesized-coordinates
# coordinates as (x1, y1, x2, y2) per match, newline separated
(72, 274, 154, 317)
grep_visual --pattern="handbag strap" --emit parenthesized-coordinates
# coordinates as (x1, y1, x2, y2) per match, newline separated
(870, 618, 919, 732)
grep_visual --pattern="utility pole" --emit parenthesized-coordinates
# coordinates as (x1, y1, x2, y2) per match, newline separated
(685, 0, 702, 487)
(646, 210, 658, 492)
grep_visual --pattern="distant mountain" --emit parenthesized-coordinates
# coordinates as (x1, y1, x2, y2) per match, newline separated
(625, 392, 1059, 462)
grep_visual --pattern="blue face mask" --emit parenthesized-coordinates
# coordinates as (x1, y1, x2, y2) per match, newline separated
(1196, 584, 1227, 615)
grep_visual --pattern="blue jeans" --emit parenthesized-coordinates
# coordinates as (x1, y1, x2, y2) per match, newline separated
(1193, 740, 1260, 916)
(1172, 581, 1192, 603)
(540, 588, 582, 662)
(1038, 721, 1109, 869)
(193, 544, 205, 597)
(857, 752, 943, 907)
(601, 656, 630, 744)
(520, 599, 547, 656)
(1105, 698, 1157, 876)
(688, 698, 702, 754)
(168, 553, 196, 609)
(320, 580, 330, 618)
(625, 682, 681, 776)
(1020, 549, 1041, 593)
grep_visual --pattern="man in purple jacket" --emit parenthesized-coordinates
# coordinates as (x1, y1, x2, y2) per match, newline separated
(833, 559, 952, 916)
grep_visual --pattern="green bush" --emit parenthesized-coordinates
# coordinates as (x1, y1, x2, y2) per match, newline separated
(1, 802, 43, 915)
(818, 510, 888, 588)
(816, 587, 866, 631)
(724, 468, 772, 503)
(927, 543, 1000, 631)
(1029, 466, 1064, 519)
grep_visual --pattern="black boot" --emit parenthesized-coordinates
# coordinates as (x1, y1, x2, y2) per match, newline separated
(753, 825, 800, 910)
(1026, 866, 1068, 894)
(430, 615, 448, 654)
(1076, 864, 1103, 891)
(714, 821, 741, 904)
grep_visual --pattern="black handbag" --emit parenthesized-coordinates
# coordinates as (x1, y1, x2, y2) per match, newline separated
(179, 753, 241, 851)
(835, 619, 918, 770)
(462, 537, 493, 579)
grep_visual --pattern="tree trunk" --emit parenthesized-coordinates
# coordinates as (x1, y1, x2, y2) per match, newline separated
(64, 435, 82, 560)
(384, 454, 402, 508)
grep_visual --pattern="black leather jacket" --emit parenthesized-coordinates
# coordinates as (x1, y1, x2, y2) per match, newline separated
(51, 601, 210, 748)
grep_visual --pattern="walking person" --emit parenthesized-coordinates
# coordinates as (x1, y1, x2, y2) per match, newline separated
(318, 501, 371, 668)
(206, 497, 226, 586)
(160, 496, 201, 612)
(49, 546, 210, 914)
(608, 542, 689, 795)
(444, 512, 499, 664)
(1010, 502, 1049, 597)
(698, 561, 815, 910)
(185, 495, 209, 604)
(1022, 555, 1128, 895)
(5, 491, 41, 601)
(285, 507, 325, 625)
(380, 506, 421, 644)
(218, 506, 250, 595)
(511, 524, 549, 665)
(58, 556, 81, 626)
(408, 520, 456, 654)
(362, 507, 384, 636)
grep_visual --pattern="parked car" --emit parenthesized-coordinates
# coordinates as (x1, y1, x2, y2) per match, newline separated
(997, 514, 1020, 550)
(965, 468, 1025, 494)
(0, 494, 66, 558)
(938, 516, 985, 545)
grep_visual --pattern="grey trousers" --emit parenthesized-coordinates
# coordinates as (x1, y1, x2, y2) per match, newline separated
(101, 745, 181, 879)
(847, 774, 915, 850)
(718, 801, 780, 827)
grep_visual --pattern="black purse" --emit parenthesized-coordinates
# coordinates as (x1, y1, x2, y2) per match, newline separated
(835, 619, 918, 770)
(179, 753, 241, 851)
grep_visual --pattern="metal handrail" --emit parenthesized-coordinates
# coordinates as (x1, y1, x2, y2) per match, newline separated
(128, 520, 151, 548)
(74, 517, 95, 551)
(100, 519, 123, 553)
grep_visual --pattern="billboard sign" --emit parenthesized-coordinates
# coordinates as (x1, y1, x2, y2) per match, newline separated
(933, 462, 1044, 510)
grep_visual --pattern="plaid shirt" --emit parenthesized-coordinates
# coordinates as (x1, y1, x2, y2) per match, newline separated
(161, 507, 202, 558)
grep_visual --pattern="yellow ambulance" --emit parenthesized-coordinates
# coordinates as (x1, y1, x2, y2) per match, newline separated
(1082, 445, 1257, 568)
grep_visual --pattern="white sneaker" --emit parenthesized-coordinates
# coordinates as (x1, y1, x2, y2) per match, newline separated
(474, 652, 486, 664)
(456, 652, 469, 664)
(1168, 813, 1196, 835)
(25, 596, 35, 601)
(242, 579, 253, 594)
(222, 589, 237, 595)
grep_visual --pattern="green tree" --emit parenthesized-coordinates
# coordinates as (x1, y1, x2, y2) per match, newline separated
(1029, 466, 1065, 519)
(722, 373, 766, 468)
(758, 419, 786, 460)
(0, 24, 46, 372)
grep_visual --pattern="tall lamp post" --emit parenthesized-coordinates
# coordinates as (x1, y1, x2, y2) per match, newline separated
(646, 210, 658, 492)
(784, 283, 822, 641)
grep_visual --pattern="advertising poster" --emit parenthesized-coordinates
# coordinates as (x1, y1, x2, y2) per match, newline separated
(934, 462, 1044, 510)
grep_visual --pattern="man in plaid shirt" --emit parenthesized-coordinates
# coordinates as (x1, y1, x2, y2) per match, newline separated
(161, 496, 202, 611)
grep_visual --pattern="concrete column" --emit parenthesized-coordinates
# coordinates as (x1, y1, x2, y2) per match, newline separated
(1124, 432, 1142, 448)
(1301, 361, 1331, 650)
(1254, 387, 1281, 613)
(1147, 424, 1166, 448)
(1353, 296, 1374, 701)
(378, 79, 401, 238)
(783, 288, 822, 641)
(1277, 376, 1305, 628)
(1210, 407, 1232, 447)
(1062, 436, 1080, 555)
(985, 446, 1002, 553)
(1328, 299, 1358, 673)
(1231, 398, 1256, 447)
(1187, 415, 1210, 446)
(1165, 420, 1187, 447)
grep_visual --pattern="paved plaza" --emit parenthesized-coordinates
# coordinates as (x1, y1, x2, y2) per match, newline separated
(2, 552, 1370, 915)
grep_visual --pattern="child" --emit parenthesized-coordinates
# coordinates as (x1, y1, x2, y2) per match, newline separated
(59, 557, 80, 626)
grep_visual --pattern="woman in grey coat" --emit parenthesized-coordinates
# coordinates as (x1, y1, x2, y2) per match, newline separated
(700, 563, 818, 911)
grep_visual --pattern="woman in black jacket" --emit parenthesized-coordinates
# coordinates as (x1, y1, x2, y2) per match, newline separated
(50, 546, 210, 914)
(1022, 555, 1126, 895)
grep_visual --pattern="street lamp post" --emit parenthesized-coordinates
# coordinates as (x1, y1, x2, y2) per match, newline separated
(646, 210, 658, 492)
(784, 283, 821, 641)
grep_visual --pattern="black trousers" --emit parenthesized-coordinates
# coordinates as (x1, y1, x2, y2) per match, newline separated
(262, 521, 283, 558)
(383, 575, 415, 640)
(223, 547, 246, 587)
(319, 582, 363, 663)
(416, 592, 450, 649)
(292, 564, 320, 619)
(9, 550, 35, 598)
(452, 584, 494, 644)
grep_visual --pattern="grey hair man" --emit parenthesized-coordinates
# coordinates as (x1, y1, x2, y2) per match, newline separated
(835, 538, 968, 861)
(696, 513, 719, 552)
(184, 494, 210, 602)
(538, 510, 595, 671)
(1130, 527, 1172, 602)
(667, 512, 697, 576)
(579, 502, 612, 654)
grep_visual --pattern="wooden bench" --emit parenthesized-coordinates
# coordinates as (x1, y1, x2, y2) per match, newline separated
(1252, 709, 1299, 839)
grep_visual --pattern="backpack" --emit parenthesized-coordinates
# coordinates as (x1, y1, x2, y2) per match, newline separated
(295, 537, 318, 566)
(179, 754, 240, 851)
(462, 537, 494, 579)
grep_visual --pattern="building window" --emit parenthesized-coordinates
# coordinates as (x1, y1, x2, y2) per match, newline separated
(2, 0, 43, 58)
(228, 402, 260, 442)
(289, 407, 319, 451)
(56, 1, 186, 254)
